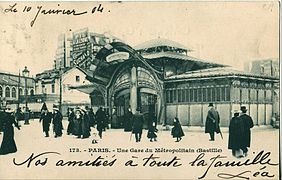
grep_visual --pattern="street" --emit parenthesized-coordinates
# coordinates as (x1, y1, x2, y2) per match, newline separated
(0, 119, 280, 180)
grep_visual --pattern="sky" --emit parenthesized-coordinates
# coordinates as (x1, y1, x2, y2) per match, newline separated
(0, 1, 279, 76)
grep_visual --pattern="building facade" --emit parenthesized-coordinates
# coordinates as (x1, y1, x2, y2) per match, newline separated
(72, 39, 279, 128)
(0, 70, 35, 108)
(35, 67, 91, 115)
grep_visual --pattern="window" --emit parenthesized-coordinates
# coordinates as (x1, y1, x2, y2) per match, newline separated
(198, 88, 203, 102)
(12, 87, 16, 98)
(207, 88, 212, 102)
(226, 87, 230, 101)
(190, 89, 194, 102)
(19, 88, 23, 95)
(177, 89, 182, 102)
(193, 89, 197, 102)
(5, 87, 10, 97)
(182, 89, 186, 102)
(221, 87, 226, 101)
(216, 87, 221, 101)
(0, 86, 2, 97)
(212, 88, 216, 101)
(185, 89, 190, 102)
(203, 88, 207, 102)
(30, 89, 34, 96)
(52, 84, 55, 93)
(75, 76, 80, 82)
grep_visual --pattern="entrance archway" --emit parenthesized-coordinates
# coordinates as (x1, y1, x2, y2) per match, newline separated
(109, 65, 161, 129)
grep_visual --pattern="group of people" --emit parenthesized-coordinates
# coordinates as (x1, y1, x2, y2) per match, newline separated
(39, 104, 107, 140)
(204, 103, 254, 158)
(0, 102, 254, 158)
(228, 106, 254, 158)
(128, 107, 185, 143)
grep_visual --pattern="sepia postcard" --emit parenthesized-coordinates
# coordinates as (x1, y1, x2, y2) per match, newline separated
(0, 1, 280, 179)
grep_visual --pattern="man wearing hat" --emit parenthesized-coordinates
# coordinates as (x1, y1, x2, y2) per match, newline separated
(205, 103, 221, 141)
(228, 110, 245, 158)
(52, 104, 63, 138)
(132, 107, 144, 142)
(39, 103, 52, 137)
(240, 106, 254, 157)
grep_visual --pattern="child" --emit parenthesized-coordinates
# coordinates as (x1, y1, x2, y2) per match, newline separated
(171, 117, 185, 142)
(147, 120, 158, 142)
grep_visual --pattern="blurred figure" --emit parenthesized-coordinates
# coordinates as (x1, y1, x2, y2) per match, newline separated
(171, 117, 185, 142)
(228, 110, 244, 158)
(0, 108, 20, 155)
(124, 107, 133, 132)
(86, 106, 95, 128)
(81, 107, 90, 139)
(147, 120, 158, 142)
(132, 108, 144, 142)
(39, 103, 52, 137)
(96, 107, 106, 139)
(73, 108, 83, 138)
(23, 107, 30, 125)
(15, 107, 23, 124)
(52, 105, 63, 138)
(67, 108, 75, 135)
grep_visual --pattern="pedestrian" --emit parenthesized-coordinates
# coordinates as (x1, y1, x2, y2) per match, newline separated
(96, 107, 106, 139)
(205, 103, 221, 141)
(240, 106, 254, 157)
(81, 107, 91, 139)
(0, 108, 20, 155)
(171, 117, 185, 142)
(147, 119, 158, 142)
(23, 107, 30, 125)
(86, 106, 95, 128)
(73, 108, 83, 138)
(132, 108, 144, 142)
(15, 107, 23, 124)
(228, 110, 245, 158)
(67, 108, 75, 135)
(52, 105, 63, 138)
(124, 107, 133, 132)
(39, 103, 52, 137)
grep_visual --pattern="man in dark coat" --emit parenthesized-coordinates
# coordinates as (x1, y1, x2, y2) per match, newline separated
(96, 107, 106, 139)
(240, 106, 254, 157)
(205, 103, 220, 141)
(67, 108, 75, 135)
(0, 108, 20, 155)
(39, 103, 52, 137)
(86, 107, 95, 128)
(52, 105, 63, 138)
(81, 108, 91, 139)
(228, 110, 245, 158)
(124, 108, 133, 132)
(132, 108, 144, 142)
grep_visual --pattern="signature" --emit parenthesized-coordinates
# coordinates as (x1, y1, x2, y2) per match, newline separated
(189, 150, 278, 179)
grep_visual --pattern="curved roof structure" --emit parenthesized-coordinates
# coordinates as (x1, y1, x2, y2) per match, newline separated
(134, 38, 191, 51)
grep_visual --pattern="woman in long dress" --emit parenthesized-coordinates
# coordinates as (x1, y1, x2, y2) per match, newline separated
(171, 117, 185, 142)
(0, 109, 20, 155)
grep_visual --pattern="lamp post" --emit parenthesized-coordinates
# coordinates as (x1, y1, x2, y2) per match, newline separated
(22, 66, 30, 125)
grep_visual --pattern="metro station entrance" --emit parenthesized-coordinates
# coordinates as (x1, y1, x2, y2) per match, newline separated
(111, 89, 158, 129)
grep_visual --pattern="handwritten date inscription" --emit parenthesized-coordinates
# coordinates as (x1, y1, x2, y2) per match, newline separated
(4, 3, 106, 27)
